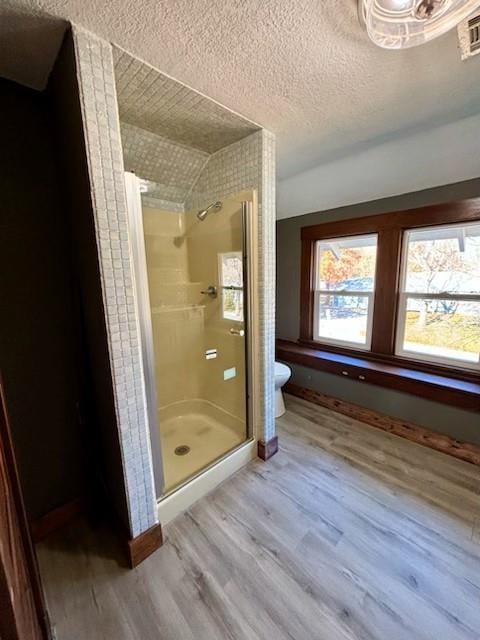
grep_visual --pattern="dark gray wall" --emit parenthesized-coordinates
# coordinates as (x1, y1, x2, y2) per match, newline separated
(48, 31, 130, 531)
(276, 179, 480, 445)
(0, 77, 85, 519)
(288, 364, 480, 446)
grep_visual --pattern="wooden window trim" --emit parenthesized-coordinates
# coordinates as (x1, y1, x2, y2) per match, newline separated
(277, 339, 480, 412)
(299, 198, 480, 385)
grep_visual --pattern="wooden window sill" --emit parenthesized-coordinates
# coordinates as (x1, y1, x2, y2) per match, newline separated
(276, 338, 480, 412)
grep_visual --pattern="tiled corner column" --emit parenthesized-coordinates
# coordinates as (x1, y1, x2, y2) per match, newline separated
(259, 130, 276, 443)
(72, 26, 157, 537)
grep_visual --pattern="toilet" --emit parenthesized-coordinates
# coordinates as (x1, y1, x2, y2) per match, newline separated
(274, 361, 292, 418)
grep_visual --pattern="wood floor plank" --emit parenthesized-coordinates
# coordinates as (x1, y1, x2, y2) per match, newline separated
(37, 395, 480, 640)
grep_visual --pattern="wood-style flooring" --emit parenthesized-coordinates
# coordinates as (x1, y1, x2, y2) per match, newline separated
(37, 394, 480, 640)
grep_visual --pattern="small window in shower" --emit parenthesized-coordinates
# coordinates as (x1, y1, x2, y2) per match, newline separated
(219, 251, 243, 321)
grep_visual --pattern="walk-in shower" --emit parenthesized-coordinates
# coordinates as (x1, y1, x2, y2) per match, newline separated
(125, 172, 256, 506)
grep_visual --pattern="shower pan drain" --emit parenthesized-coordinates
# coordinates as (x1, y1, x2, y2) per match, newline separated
(174, 445, 190, 456)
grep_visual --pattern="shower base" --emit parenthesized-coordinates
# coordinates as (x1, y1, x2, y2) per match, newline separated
(158, 399, 246, 493)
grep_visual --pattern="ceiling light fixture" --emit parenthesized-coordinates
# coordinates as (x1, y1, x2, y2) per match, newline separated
(359, 0, 480, 49)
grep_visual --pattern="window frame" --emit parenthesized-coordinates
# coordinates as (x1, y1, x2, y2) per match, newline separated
(218, 251, 244, 323)
(299, 199, 480, 384)
(394, 222, 480, 371)
(312, 233, 378, 351)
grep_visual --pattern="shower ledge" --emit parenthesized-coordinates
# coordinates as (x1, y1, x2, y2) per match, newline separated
(151, 304, 206, 314)
(150, 280, 204, 286)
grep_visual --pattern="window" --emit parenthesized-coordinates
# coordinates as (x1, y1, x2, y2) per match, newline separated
(314, 234, 378, 349)
(299, 200, 480, 383)
(396, 222, 480, 370)
(219, 252, 244, 321)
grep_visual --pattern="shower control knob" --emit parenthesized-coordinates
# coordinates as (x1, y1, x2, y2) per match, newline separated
(229, 328, 245, 337)
(200, 285, 217, 298)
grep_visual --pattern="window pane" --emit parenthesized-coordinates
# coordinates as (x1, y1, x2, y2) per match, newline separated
(223, 289, 243, 322)
(400, 297, 480, 365)
(220, 252, 243, 287)
(404, 223, 480, 294)
(317, 234, 377, 292)
(317, 294, 371, 346)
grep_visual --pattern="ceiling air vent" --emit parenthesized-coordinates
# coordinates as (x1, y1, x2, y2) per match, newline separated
(458, 10, 480, 59)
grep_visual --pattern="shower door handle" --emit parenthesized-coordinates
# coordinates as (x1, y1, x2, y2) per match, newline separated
(229, 328, 245, 337)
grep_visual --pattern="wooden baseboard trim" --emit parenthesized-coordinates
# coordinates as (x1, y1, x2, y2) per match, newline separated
(285, 382, 480, 467)
(126, 523, 163, 568)
(30, 498, 84, 543)
(258, 436, 279, 461)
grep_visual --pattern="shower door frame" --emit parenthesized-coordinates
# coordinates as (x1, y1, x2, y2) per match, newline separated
(241, 195, 258, 445)
(124, 173, 258, 499)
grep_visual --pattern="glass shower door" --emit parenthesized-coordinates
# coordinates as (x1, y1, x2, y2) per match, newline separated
(126, 175, 253, 495)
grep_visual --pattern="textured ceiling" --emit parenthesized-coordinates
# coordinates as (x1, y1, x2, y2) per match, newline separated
(0, 2, 66, 89)
(2, 0, 480, 180)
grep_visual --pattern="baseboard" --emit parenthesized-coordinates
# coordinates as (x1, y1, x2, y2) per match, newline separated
(126, 523, 163, 568)
(31, 498, 163, 568)
(285, 382, 480, 467)
(258, 435, 279, 461)
(30, 497, 84, 543)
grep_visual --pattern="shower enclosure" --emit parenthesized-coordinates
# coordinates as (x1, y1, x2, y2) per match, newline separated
(57, 30, 274, 544)
(126, 173, 255, 498)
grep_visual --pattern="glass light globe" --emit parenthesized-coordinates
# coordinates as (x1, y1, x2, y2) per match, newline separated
(360, 0, 480, 49)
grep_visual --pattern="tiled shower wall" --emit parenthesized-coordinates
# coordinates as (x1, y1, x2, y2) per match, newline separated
(112, 46, 259, 154)
(72, 25, 276, 536)
(72, 26, 157, 537)
(121, 121, 209, 207)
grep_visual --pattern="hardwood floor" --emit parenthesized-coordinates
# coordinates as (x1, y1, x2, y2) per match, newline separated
(37, 394, 480, 640)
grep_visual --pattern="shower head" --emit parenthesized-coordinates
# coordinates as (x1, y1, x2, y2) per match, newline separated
(197, 201, 222, 221)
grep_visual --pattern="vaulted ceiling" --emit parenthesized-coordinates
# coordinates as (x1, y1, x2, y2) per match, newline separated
(1, 0, 480, 181)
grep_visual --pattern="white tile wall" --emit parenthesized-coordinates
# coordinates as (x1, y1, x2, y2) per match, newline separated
(113, 46, 260, 154)
(121, 122, 209, 204)
(260, 130, 276, 442)
(72, 26, 157, 537)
